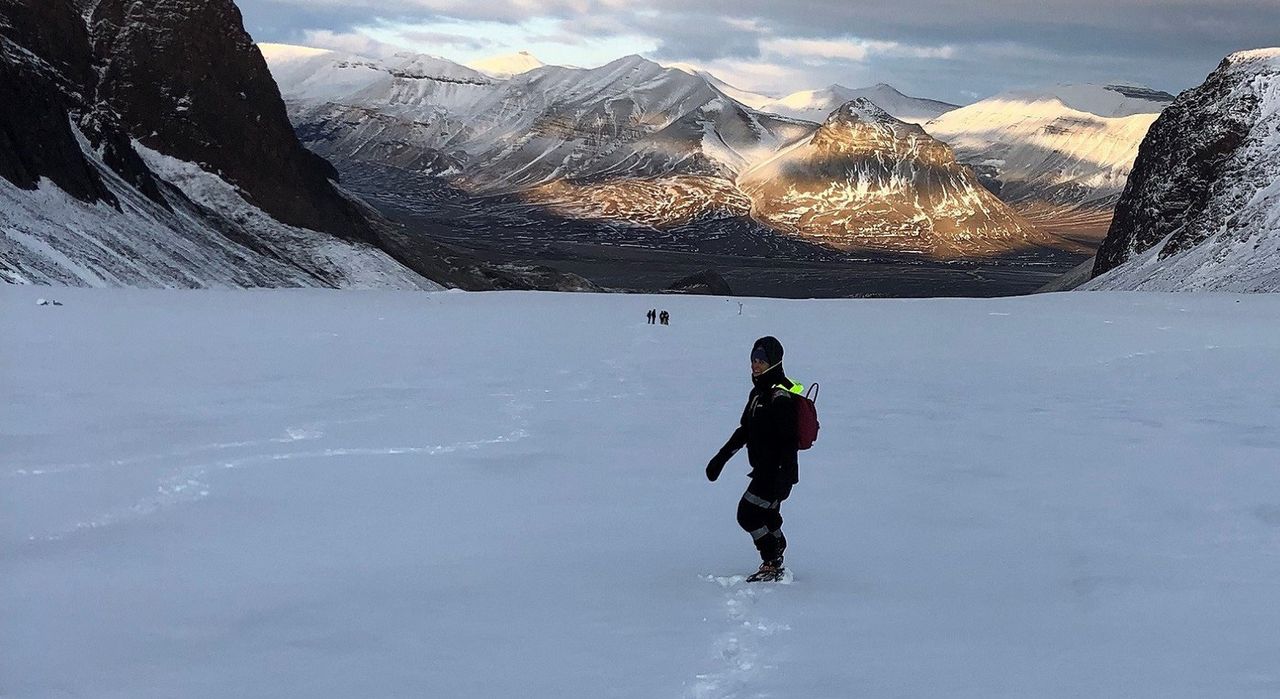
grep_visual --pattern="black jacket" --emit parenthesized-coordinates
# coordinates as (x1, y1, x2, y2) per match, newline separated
(711, 367, 800, 485)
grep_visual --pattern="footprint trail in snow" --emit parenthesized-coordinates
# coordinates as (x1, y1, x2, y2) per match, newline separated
(689, 573, 794, 699)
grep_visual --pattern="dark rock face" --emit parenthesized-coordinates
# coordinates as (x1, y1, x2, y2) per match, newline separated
(668, 269, 733, 295)
(0, 0, 111, 202)
(1092, 59, 1259, 278)
(88, 0, 374, 243)
(0, 52, 107, 203)
(1, 0, 92, 87)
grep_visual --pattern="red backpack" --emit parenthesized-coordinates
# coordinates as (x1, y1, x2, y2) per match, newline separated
(795, 383, 820, 450)
(778, 382, 820, 450)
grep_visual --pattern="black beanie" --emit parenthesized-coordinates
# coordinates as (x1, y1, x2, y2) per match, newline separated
(751, 336, 784, 365)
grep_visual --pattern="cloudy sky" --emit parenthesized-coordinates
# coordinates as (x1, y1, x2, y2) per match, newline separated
(237, 0, 1279, 103)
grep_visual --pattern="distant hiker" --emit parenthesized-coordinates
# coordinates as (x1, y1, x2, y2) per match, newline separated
(647, 309, 656, 324)
(660, 310, 670, 325)
(706, 336, 803, 582)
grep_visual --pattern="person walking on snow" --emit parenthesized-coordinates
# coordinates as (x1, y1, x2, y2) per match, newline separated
(706, 336, 802, 582)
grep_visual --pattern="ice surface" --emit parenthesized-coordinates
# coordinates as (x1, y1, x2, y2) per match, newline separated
(4, 288, 1280, 697)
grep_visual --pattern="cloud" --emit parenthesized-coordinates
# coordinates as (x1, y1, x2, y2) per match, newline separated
(761, 38, 870, 62)
(300, 30, 407, 58)
(760, 37, 956, 63)
(394, 30, 493, 51)
(236, 0, 1279, 102)
(266, 0, 596, 24)
(648, 21, 763, 61)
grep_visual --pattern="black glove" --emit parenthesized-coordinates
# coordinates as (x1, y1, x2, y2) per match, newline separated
(706, 450, 731, 482)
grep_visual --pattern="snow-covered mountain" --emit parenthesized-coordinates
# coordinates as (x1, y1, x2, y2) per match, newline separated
(260, 43, 495, 103)
(265, 46, 827, 236)
(1085, 49, 1280, 292)
(666, 63, 776, 109)
(925, 84, 1173, 242)
(265, 46, 814, 193)
(760, 83, 959, 125)
(267, 46, 1140, 260)
(738, 100, 1048, 257)
(514, 92, 821, 227)
(259, 42, 504, 176)
(467, 51, 546, 79)
(454, 55, 814, 191)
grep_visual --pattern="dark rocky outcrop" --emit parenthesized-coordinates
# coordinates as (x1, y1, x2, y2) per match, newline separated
(88, 0, 374, 243)
(668, 269, 733, 295)
(0, 0, 110, 202)
(1092, 60, 1258, 277)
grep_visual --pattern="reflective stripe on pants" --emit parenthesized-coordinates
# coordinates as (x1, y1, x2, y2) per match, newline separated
(742, 491, 779, 510)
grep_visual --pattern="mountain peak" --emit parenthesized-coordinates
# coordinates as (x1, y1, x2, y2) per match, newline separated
(741, 101, 1043, 257)
(763, 84, 956, 126)
(610, 54, 661, 70)
(826, 98, 899, 126)
(1225, 47, 1280, 65)
(467, 51, 546, 78)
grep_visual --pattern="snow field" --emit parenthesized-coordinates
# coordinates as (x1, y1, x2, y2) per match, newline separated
(3, 287, 1280, 697)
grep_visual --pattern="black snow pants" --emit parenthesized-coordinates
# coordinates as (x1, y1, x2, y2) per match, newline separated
(736, 479, 792, 562)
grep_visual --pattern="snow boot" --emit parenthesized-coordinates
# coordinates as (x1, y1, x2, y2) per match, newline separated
(746, 557, 785, 583)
